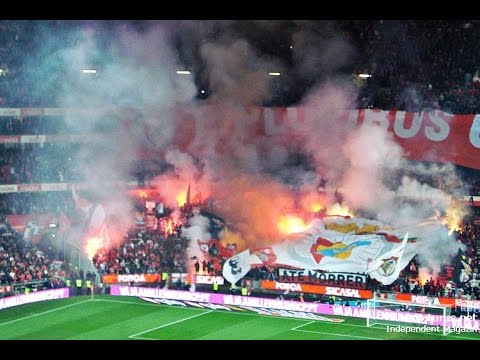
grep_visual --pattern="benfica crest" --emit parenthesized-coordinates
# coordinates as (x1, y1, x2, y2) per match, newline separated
(378, 256, 399, 277)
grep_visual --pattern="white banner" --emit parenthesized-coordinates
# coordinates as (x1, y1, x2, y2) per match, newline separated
(193, 275, 225, 285)
(225, 216, 452, 286)
(0, 185, 18, 193)
(41, 183, 68, 192)
(456, 299, 480, 310)
(0, 108, 20, 116)
(20, 135, 47, 143)
(0, 288, 69, 310)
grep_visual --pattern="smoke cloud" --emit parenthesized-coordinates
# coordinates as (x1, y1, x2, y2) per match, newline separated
(21, 20, 466, 277)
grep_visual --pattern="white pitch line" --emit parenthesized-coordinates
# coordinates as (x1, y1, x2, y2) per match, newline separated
(130, 335, 156, 340)
(290, 321, 315, 331)
(92, 298, 187, 308)
(443, 333, 480, 340)
(95, 298, 480, 340)
(0, 299, 91, 327)
(293, 328, 383, 340)
(129, 310, 213, 339)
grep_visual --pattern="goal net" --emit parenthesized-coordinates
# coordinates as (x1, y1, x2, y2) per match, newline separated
(366, 298, 451, 336)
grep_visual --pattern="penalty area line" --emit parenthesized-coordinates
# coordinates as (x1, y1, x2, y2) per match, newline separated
(290, 320, 315, 331)
(129, 335, 157, 340)
(292, 328, 383, 340)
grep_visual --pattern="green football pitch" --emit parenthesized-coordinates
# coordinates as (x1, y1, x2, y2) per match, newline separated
(0, 295, 479, 340)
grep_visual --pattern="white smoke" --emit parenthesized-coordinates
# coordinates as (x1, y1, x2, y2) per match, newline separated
(339, 123, 402, 211)
(20, 20, 467, 280)
(25, 21, 198, 257)
(182, 213, 212, 262)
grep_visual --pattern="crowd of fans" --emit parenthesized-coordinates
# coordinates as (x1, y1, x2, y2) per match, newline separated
(1, 183, 480, 305)
(0, 116, 119, 135)
(0, 116, 65, 135)
(0, 141, 478, 303)
(0, 144, 81, 184)
(1, 20, 480, 305)
(0, 20, 480, 113)
(92, 225, 190, 276)
(0, 192, 75, 215)
(333, 20, 480, 114)
(0, 219, 66, 288)
(0, 115, 156, 186)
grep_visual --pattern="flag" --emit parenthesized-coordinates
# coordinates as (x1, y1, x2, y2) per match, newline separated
(251, 247, 276, 265)
(222, 249, 252, 285)
(197, 239, 235, 259)
(157, 202, 164, 215)
(368, 232, 409, 285)
(57, 212, 71, 237)
(199, 211, 225, 239)
(222, 216, 447, 285)
(71, 183, 80, 205)
(186, 183, 191, 207)
(453, 248, 472, 285)
(85, 203, 107, 238)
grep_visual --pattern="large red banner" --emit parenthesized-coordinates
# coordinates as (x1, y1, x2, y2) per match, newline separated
(349, 110, 480, 170)
(0, 107, 479, 169)
(259, 108, 480, 170)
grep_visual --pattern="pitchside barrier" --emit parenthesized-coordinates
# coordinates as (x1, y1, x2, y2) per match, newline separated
(0, 288, 70, 310)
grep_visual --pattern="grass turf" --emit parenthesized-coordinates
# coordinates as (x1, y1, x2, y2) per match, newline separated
(0, 295, 479, 340)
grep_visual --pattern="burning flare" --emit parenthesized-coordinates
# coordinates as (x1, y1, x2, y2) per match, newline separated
(85, 237, 104, 260)
(176, 190, 187, 207)
(327, 203, 355, 217)
(445, 200, 466, 235)
(277, 215, 311, 235)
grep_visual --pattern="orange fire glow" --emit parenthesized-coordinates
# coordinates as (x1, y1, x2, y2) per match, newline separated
(299, 192, 326, 214)
(277, 215, 311, 235)
(445, 200, 466, 235)
(160, 218, 184, 237)
(165, 219, 174, 236)
(85, 237, 104, 260)
(176, 190, 187, 207)
(327, 203, 355, 217)
(417, 267, 434, 286)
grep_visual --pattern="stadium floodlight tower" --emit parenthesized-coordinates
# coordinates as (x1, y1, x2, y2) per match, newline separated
(366, 298, 451, 336)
